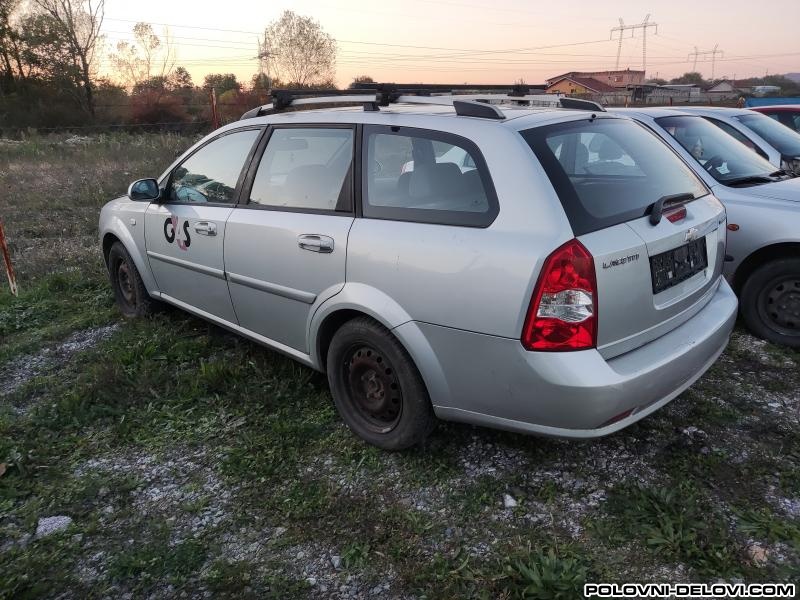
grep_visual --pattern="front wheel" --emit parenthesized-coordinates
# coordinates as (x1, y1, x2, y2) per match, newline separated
(108, 241, 158, 318)
(326, 317, 436, 450)
(740, 258, 800, 348)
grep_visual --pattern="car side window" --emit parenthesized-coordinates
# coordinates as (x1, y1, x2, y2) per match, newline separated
(249, 127, 354, 212)
(363, 126, 497, 227)
(169, 129, 260, 204)
(705, 118, 769, 159)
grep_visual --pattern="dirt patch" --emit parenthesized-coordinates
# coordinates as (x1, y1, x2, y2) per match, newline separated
(0, 323, 119, 400)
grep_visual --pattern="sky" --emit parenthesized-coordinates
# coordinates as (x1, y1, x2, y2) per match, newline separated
(96, 0, 800, 88)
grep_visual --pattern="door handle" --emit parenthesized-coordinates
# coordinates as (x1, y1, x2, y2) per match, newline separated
(298, 234, 334, 253)
(194, 221, 217, 236)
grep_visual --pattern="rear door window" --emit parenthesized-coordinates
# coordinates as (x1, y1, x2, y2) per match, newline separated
(248, 127, 354, 212)
(362, 125, 498, 227)
(522, 118, 708, 235)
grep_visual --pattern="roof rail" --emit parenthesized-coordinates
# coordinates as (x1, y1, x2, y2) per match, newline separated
(239, 83, 605, 120)
(558, 97, 606, 112)
(452, 100, 505, 120)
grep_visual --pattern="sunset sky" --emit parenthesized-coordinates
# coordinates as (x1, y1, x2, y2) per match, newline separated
(97, 0, 800, 88)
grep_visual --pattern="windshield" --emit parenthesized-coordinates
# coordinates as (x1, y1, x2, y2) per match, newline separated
(522, 118, 707, 235)
(734, 113, 800, 156)
(655, 115, 778, 185)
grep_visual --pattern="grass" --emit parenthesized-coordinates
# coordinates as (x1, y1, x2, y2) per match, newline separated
(601, 482, 740, 577)
(1, 134, 800, 597)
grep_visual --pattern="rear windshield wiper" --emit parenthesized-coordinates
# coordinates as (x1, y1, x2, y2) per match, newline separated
(649, 192, 696, 225)
(724, 174, 776, 187)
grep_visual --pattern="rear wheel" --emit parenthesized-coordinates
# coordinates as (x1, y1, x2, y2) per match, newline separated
(326, 317, 436, 450)
(740, 258, 800, 348)
(108, 241, 158, 318)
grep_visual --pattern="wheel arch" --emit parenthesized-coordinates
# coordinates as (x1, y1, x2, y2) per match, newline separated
(732, 242, 800, 294)
(309, 285, 452, 408)
(99, 217, 158, 293)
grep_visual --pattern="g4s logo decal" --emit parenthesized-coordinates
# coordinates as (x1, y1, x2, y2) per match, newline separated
(164, 215, 191, 250)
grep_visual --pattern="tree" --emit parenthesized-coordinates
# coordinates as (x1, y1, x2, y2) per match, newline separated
(32, 0, 104, 116)
(349, 74, 373, 89)
(0, 0, 27, 92)
(168, 66, 192, 91)
(263, 11, 336, 87)
(110, 22, 175, 89)
(19, 13, 85, 102)
(202, 73, 240, 96)
(669, 72, 706, 86)
(646, 77, 668, 86)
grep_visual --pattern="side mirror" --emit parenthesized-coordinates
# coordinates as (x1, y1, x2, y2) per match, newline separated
(128, 178, 161, 201)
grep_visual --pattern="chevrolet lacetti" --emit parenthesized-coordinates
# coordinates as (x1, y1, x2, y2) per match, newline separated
(98, 89, 737, 449)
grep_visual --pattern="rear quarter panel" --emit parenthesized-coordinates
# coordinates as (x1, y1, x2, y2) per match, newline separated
(344, 125, 573, 338)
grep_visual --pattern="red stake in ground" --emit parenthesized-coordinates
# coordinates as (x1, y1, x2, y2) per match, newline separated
(0, 220, 18, 296)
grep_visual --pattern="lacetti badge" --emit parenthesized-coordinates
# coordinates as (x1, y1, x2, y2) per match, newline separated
(164, 215, 191, 251)
(684, 227, 700, 242)
(602, 253, 640, 269)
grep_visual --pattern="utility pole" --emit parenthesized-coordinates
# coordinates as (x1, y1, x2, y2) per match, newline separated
(257, 34, 273, 90)
(610, 14, 658, 73)
(687, 45, 724, 80)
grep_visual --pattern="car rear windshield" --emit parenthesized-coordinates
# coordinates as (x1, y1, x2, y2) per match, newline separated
(655, 115, 778, 185)
(734, 113, 800, 157)
(521, 117, 708, 236)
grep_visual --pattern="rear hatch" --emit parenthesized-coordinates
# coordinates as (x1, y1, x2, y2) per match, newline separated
(522, 115, 726, 358)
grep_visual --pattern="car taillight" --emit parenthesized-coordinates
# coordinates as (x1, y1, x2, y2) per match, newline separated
(521, 239, 597, 351)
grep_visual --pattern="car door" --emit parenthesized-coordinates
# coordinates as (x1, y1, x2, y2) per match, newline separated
(224, 125, 355, 353)
(145, 127, 263, 323)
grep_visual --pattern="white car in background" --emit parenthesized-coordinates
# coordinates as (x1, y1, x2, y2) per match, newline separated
(614, 107, 800, 347)
(672, 106, 800, 176)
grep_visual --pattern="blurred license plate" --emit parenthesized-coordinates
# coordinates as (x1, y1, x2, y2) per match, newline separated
(650, 237, 708, 294)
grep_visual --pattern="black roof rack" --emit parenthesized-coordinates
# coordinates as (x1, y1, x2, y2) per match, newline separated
(239, 83, 604, 120)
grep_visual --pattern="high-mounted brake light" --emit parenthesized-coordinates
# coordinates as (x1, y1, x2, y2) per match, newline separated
(664, 205, 687, 223)
(522, 239, 597, 351)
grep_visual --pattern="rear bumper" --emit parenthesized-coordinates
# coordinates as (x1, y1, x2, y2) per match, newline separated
(402, 279, 738, 438)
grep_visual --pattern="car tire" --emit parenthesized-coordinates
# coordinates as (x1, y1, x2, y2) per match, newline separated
(326, 317, 436, 450)
(108, 241, 158, 318)
(740, 258, 800, 348)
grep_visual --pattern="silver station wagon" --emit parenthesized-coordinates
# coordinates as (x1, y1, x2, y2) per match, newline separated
(99, 87, 737, 449)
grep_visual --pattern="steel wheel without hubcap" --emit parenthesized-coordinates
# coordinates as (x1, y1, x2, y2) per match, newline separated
(107, 241, 158, 318)
(342, 344, 403, 433)
(758, 276, 800, 337)
(116, 260, 136, 309)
